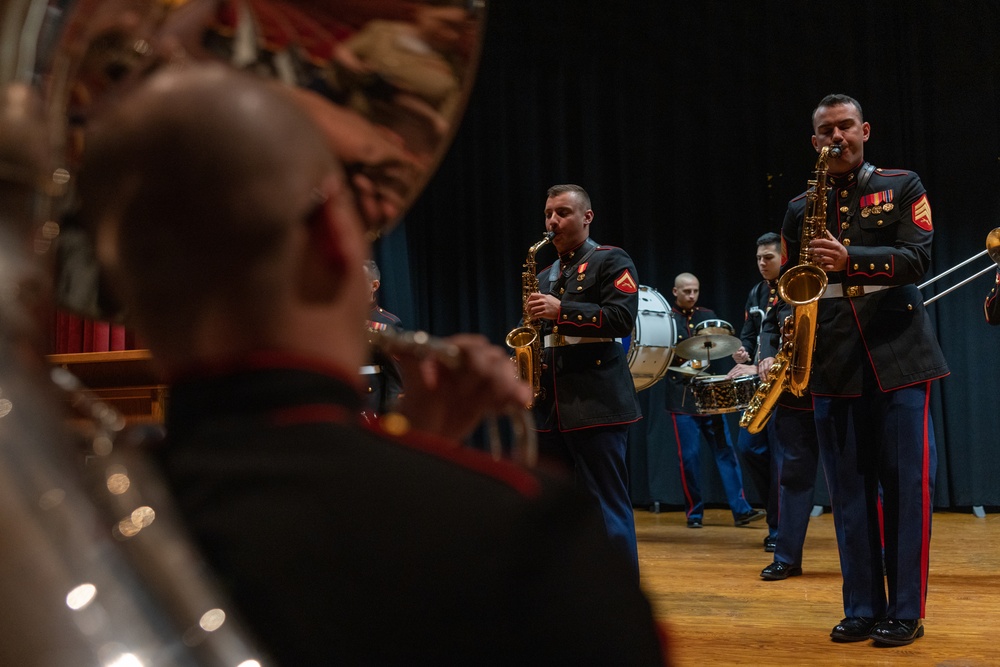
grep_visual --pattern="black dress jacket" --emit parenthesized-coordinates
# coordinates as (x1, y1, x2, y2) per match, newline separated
(532, 241, 642, 431)
(780, 162, 949, 395)
(158, 352, 665, 666)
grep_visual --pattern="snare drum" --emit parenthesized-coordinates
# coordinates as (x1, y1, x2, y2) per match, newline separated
(689, 374, 760, 414)
(694, 319, 734, 337)
(624, 285, 677, 391)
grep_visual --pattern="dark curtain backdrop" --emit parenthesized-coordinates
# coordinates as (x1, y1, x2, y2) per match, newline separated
(374, 0, 1000, 509)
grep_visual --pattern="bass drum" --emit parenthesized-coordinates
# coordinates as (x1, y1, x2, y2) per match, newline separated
(623, 285, 676, 391)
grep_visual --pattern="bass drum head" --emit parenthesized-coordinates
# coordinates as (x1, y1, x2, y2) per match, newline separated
(625, 285, 676, 391)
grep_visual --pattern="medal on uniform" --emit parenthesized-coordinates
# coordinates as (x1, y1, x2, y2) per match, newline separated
(872, 205, 882, 214)
(861, 207, 871, 217)
(883, 202, 894, 212)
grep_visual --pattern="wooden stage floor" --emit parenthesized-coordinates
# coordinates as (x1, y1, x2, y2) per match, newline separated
(636, 508, 1000, 666)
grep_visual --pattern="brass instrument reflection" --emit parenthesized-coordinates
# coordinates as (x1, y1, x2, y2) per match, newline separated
(54, 0, 484, 239)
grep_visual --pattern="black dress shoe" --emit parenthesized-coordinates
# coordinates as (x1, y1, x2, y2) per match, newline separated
(763, 534, 776, 552)
(870, 618, 924, 646)
(760, 561, 802, 580)
(830, 617, 877, 642)
(734, 508, 766, 526)
(687, 519, 703, 528)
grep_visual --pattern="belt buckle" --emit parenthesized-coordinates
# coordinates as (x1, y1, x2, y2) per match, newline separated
(845, 285, 864, 298)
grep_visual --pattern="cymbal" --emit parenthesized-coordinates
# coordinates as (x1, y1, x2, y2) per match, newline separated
(674, 334, 741, 360)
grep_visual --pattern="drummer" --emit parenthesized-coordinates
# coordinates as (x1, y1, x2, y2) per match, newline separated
(664, 272, 764, 529)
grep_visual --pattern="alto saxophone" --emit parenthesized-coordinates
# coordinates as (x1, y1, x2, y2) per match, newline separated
(740, 144, 840, 434)
(506, 231, 555, 407)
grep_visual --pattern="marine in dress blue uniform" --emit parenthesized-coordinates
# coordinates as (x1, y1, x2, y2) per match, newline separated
(985, 269, 1000, 325)
(360, 260, 404, 417)
(664, 273, 761, 529)
(362, 304, 404, 415)
(85, 69, 669, 666)
(781, 95, 949, 646)
(731, 234, 783, 547)
(527, 184, 643, 573)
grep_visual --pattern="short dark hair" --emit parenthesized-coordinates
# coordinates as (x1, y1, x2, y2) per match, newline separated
(546, 184, 591, 211)
(756, 232, 780, 248)
(813, 94, 864, 126)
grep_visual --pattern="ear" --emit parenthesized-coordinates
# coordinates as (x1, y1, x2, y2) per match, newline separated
(300, 173, 367, 302)
(861, 121, 871, 143)
(811, 135, 820, 152)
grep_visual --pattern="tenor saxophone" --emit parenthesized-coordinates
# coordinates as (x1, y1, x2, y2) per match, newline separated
(739, 145, 840, 434)
(506, 231, 555, 407)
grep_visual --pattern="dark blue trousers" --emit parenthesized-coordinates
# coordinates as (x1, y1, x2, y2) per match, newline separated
(772, 405, 819, 567)
(736, 421, 778, 536)
(538, 424, 638, 574)
(814, 379, 935, 620)
(671, 412, 752, 522)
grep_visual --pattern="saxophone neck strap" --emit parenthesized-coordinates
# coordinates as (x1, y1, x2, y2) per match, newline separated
(842, 162, 876, 225)
(548, 238, 599, 289)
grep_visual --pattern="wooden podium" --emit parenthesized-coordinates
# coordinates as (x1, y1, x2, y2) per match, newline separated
(46, 350, 167, 424)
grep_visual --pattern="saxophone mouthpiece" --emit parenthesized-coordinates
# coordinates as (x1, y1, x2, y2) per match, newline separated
(829, 144, 843, 158)
(543, 231, 555, 240)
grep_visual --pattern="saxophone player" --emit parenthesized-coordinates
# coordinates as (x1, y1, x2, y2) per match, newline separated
(777, 94, 949, 647)
(525, 184, 643, 575)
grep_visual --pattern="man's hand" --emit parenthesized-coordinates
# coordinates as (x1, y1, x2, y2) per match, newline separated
(757, 356, 776, 381)
(394, 334, 532, 441)
(526, 292, 561, 321)
(732, 346, 749, 363)
(809, 230, 849, 272)
(727, 363, 757, 380)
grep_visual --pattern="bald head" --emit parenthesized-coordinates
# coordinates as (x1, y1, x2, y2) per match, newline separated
(672, 272, 700, 310)
(80, 64, 357, 362)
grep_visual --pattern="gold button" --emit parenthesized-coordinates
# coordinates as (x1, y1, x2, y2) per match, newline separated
(366, 387, 374, 393)
(869, 263, 875, 270)
(577, 286, 583, 291)
(595, 360, 601, 366)
(884, 264, 890, 271)
(840, 206, 849, 214)
(591, 317, 597, 322)
(577, 315, 583, 321)
(559, 288, 565, 294)
(907, 304, 914, 311)
(877, 219, 883, 226)
(840, 189, 849, 198)
(844, 239, 851, 246)
(562, 314, 567, 320)
(553, 326, 559, 333)
(842, 222, 850, 229)
(853, 263, 859, 270)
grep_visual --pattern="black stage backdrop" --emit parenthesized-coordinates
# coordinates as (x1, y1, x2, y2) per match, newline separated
(373, 0, 1000, 510)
